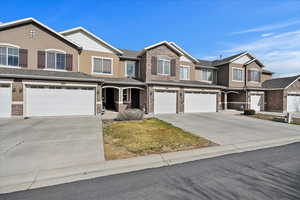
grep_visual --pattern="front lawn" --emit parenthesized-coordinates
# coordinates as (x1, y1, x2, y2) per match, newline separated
(103, 118, 215, 160)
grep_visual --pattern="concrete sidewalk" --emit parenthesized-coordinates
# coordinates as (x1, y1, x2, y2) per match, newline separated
(1, 135, 300, 194)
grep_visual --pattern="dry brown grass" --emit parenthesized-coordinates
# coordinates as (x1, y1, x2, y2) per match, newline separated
(103, 118, 215, 160)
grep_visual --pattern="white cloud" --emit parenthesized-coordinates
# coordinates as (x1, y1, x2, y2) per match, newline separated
(261, 32, 274, 37)
(231, 19, 300, 35)
(226, 30, 300, 76)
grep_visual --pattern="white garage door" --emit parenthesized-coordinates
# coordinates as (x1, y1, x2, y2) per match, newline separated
(287, 95, 300, 112)
(250, 95, 263, 111)
(154, 91, 177, 114)
(0, 85, 11, 118)
(184, 92, 217, 113)
(26, 86, 95, 117)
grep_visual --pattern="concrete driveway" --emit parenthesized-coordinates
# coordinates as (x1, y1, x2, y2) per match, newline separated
(157, 112, 300, 145)
(0, 117, 104, 177)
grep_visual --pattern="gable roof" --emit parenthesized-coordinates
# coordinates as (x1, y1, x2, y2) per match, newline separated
(118, 48, 140, 59)
(168, 42, 199, 63)
(0, 18, 82, 50)
(138, 41, 183, 56)
(60, 27, 123, 55)
(212, 52, 248, 66)
(262, 75, 300, 89)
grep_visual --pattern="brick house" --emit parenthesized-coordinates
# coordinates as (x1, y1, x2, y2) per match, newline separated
(0, 18, 299, 118)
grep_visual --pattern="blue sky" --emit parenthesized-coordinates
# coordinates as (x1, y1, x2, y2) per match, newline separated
(1, 0, 300, 76)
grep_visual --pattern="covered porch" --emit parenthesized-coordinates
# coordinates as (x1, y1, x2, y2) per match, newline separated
(221, 89, 265, 111)
(102, 86, 145, 112)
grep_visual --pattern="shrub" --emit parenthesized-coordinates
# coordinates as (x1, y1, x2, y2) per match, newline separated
(116, 109, 144, 121)
(244, 109, 256, 115)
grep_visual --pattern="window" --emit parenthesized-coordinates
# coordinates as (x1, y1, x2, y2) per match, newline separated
(46, 51, 66, 70)
(157, 58, 170, 75)
(126, 61, 136, 77)
(180, 66, 190, 80)
(201, 69, 213, 81)
(93, 57, 112, 74)
(0, 46, 19, 67)
(249, 70, 260, 82)
(233, 68, 244, 81)
(123, 89, 130, 102)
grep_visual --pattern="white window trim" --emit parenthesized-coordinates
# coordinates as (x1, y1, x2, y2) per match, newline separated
(45, 49, 67, 71)
(179, 65, 190, 80)
(0, 44, 20, 68)
(232, 67, 244, 82)
(125, 60, 136, 77)
(91, 56, 113, 75)
(157, 58, 171, 76)
(200, 69, 213, 82)
(248, 69, 260, 83)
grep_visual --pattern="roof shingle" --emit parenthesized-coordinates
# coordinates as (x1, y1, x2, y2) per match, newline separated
(262, 75, 300, 89)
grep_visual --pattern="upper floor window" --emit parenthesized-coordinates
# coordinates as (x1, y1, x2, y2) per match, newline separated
(93, 57, 113, 74)
(125, 61, 136, 77)
(0, 46, 19, 67)
(201, 69, 213, 81)
(249, 70, 260, 82)
(180, 66, 190, 80)
(157, 58, 170, 75)
(46, 50, 66, 70)
(232, 68, 244, 81)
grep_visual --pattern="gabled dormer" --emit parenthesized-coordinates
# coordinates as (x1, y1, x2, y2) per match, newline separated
(213, 52, 266, 88)
(61, 27, 124, 77)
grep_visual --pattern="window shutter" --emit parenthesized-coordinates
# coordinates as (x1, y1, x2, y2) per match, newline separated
(248, 70, 251, 81)
(19, 49, 28, 68)
(258, 72, 261, 82)
(151, 56, 157, 75)
(213, 70, 217, 83)
(171, 59, 176, 76)
(66, 54, 73, 71)
(37, 51, 45, 69)
(135, 63, 139, 78)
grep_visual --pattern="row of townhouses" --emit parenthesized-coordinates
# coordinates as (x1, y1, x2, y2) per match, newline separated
(0, 18, 300, 118)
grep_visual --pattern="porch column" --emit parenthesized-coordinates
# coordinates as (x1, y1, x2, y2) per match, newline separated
(118, 88, 123, 105)
(224, 92, 228, 110)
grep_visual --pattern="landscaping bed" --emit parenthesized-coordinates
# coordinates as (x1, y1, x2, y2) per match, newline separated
(103, 118, 215, 160)
(245, 113, 300, 125)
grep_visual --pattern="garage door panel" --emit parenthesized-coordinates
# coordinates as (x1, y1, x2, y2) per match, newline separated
(154, 91, 177, 114)
(184, 92, 217, 113)
(26, 87, 95, 117)
(287, 95, 300, 112)
(0, 86, 11, 117)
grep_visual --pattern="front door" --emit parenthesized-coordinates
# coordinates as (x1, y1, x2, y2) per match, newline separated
(105, 88, 115, 110)
(131, 89, 140, 109)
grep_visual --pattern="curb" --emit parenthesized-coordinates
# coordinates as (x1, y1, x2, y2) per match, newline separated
(1, 136, 300, 194)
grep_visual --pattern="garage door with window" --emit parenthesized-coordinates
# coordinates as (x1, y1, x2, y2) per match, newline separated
(184, 92, 217, 113)
(250, 94, 263, 112)
(287, 94, 300, 112)
(0, 84, 11, 117)
(154, 91, 177, 114)
(25, 86, 95, 117)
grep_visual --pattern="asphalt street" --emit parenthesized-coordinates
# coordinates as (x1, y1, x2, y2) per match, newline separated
(1, 142, 300, 200)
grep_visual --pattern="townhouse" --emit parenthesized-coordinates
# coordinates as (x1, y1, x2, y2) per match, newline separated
(0, 18, 299, 118)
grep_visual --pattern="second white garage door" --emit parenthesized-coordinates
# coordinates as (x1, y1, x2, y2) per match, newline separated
(26, 86, 95, 117)
(184, 92, 217, 113)
(154, 91, 177, 114)
(0, 84, 12, 118)
(287, 95, 300, 112)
